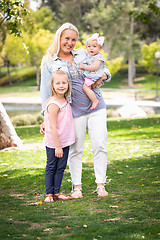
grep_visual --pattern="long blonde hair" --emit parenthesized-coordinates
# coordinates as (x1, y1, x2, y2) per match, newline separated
(50, 70, 71, 99)
(46, 23, 79, 61)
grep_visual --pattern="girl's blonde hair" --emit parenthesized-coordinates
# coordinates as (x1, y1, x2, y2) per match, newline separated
(50, 70, 71, 99)
(46, 22, 79, 60)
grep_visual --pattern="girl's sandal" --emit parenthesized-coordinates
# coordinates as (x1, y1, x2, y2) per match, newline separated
(97, 186, 108, 197)
(53, 193, 71, 200)
(44, 194, 54, 203)
(71, 188, 83, 198)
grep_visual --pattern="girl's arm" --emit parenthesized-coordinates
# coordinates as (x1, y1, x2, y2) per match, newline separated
(79, 60, 101, 71)
(48, 103, 63, 158)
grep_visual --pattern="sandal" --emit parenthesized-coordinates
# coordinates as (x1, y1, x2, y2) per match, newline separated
(71, 188, 83, 198)
(53, 193, 71, 200)
(44, 194, 54, 203)
(97, 186, 108, 197)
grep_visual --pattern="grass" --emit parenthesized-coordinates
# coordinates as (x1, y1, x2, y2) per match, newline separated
(102, 73, 158, 90)
(0, 115, 160, 240)
(0, 65, 159, 95)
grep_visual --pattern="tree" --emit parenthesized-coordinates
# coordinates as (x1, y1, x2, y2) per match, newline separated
(0, 1, 28, 149)
(1, 33, 27, 84)
(23, 29, 54, 90)
(139, 40, 160, 73)
(0, 102, 23, 150)
(0, 0, 28, 34)
(84, 0, 159, 87)
(40, 0, 97, 33)
(33, 7, 57, 33)
(0, 0, 28, 51)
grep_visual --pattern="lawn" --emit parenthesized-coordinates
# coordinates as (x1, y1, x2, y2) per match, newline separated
(0, 115, 160, 240)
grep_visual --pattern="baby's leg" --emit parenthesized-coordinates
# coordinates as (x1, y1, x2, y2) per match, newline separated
(83, 83, 99, 110)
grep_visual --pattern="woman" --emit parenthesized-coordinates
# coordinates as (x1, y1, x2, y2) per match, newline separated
(40, 23, 111, 198)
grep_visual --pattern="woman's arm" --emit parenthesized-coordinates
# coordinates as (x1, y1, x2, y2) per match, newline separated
(79, 60, 101, 71)
(48, 104, 63, 158)
(103, 65, 111, 82)
(40, 60, 52, 114)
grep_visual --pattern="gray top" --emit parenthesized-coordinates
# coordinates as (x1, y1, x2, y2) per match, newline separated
(82, 52, 105, 81)
(40, 48, 111, 117)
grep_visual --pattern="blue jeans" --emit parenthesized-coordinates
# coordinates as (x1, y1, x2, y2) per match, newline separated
(45, 146, 69, 195)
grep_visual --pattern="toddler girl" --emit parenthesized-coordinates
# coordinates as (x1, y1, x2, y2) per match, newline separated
(43, 70, 75, 203)
(79, 33, 105, 110)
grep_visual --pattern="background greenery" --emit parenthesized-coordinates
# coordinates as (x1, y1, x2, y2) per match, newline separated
(0, 115, 160, 240)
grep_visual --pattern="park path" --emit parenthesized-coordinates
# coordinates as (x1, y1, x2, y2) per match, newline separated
(1, 89, 160, 151)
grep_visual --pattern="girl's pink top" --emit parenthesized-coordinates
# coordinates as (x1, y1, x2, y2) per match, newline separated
(44, 99, 75, 149)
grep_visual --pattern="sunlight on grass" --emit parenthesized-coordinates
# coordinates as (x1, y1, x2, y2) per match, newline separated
(0, 115, 160, 240)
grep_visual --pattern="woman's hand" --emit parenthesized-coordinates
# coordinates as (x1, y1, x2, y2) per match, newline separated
(92, 73, 108, 88)
(40, 122, 45, 135)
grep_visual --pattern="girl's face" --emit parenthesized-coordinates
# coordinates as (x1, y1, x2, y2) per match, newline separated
(53, 74, 69, 96)
(86, 40, 101, 56)
(59, 29, 78, 55)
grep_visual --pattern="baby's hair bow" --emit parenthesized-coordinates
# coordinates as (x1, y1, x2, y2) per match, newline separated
(86, 33, 104, 46)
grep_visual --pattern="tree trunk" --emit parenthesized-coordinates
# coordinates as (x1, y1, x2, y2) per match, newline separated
(128, 55, 134, 87)
(0, 102, 22, 150)
(128, 15, 135, 87)
(7, 60, 12, 85)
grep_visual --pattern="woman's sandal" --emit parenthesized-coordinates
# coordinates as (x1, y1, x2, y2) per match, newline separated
(44, 194, 54, 203)
(71, 188, 83, 198)
(53, 193, 71, 200)
(97, 186, 108, 197)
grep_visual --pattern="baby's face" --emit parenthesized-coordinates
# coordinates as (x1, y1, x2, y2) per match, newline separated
(86, 40, 101, 56)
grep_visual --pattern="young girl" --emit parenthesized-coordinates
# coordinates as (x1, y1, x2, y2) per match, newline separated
(79, 33, 105, 110)
(43, 70, 75, 203)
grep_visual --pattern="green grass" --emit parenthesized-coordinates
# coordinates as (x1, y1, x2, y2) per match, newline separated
(0, 115, 160, 240)
(102, 73, 158, 90)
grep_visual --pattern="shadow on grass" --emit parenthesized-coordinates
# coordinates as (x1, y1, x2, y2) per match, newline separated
(0, 152, 159, 239)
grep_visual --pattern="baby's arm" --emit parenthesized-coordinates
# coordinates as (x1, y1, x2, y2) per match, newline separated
(79, 60, 101, 71)
(48, 103, 63, 158)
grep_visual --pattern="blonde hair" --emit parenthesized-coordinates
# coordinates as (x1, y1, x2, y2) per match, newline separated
(50, 70, 71, 99)
(46, 23, 79, 61)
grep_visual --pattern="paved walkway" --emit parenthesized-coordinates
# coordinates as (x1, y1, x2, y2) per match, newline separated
(1, 89, 160, 109)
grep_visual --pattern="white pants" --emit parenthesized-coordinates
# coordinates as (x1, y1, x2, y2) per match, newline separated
(69, 108, 108, 185)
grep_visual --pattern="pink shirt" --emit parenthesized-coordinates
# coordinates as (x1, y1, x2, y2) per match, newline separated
(44, 99, 75, 149)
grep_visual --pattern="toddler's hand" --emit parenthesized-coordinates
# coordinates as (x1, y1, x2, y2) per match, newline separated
(55, 147, 63, 158)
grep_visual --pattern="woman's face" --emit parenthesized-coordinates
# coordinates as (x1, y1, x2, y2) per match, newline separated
(59, 29, 78, 55)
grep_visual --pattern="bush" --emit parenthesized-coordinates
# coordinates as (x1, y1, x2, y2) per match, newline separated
(139, 40, 160, 74)
(11, 113, 44, 126)
(0, 66, 36, 86)
(117, 64, 148, 75)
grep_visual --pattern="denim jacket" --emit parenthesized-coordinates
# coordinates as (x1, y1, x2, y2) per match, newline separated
(40, 48, 111, 112)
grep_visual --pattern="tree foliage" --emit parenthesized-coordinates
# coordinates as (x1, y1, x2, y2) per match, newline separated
(139, 40, 160, 73)
(3, 34, 26, 65)
(23, 29, 54, 89)
(32, 6, 57, 33)
(0, 0, 28, 36)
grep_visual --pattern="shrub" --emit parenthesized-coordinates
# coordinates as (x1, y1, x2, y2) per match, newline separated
(139, 40, 160, 74)
(11, 113, 44, 126)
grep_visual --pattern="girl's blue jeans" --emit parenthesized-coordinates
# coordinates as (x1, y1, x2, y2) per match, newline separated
(45, 146, 69, 195)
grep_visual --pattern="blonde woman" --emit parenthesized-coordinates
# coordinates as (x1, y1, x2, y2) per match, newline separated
(40, 23, 111, 198)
